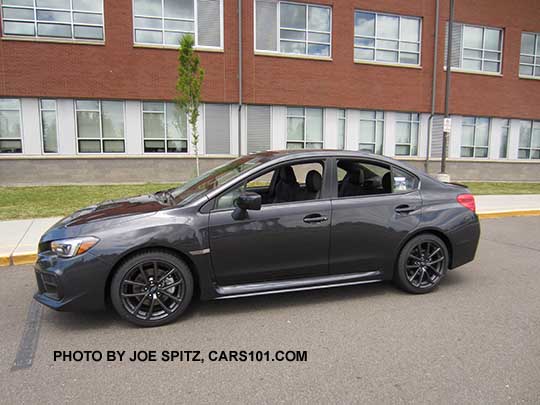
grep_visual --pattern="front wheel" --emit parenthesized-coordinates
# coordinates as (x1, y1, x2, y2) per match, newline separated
(394, 234, 449, 294)
(110, 250, 194, 327)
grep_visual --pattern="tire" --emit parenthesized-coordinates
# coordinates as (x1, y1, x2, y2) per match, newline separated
(394, 234, 449, 294)
(110, 250, 194, 327)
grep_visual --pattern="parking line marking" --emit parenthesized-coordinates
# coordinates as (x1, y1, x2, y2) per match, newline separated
(11, 299, 43, 371)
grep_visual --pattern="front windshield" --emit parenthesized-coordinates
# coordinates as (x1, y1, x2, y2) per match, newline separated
(170, 153, 276, 205)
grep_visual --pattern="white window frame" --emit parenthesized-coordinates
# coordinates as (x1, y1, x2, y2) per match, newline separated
(254, 0, 332, 59)
(518, 120, 540, 160)
(461, 117, 490, 158)
(132, 0, 224, 50)
(395, 112, 419, 156)
(39, 99, 58, 154)
(354, 10, 422, 67)
(75, 100, 126, 154)
(499, 119, 510, 159)
(142, 101, 189, 154)
(337, 109, 346, 150)
(0, 98, 23, 154)
(455, 23, 503, 74)
(0, 0, 105, 43)
(286, 107, 324, 149)
(519, 32, 540, 79)
(358, 110, 384, 154)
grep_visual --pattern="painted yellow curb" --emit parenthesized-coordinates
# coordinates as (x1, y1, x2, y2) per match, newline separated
(11, 253, 37, 266)
(478, 210, 540, 219)
(0, 256, 10, 267)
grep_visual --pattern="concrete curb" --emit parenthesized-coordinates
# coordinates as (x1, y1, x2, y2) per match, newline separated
(1, 209, 539, 268)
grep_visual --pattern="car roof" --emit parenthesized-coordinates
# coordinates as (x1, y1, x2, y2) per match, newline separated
(248, 149, 411, 168)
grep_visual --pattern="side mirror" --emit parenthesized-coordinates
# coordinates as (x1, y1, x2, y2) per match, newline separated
(232, 192, 261, 220)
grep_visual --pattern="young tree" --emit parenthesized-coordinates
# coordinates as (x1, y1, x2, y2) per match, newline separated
(176, 34, 205, 176)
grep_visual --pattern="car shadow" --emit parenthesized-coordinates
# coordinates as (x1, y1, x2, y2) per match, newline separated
(42, 271, 469, 330)
(184, 281, 397, 321)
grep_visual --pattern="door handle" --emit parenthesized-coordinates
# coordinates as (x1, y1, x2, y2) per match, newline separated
(303, 214, 328, 224)
(394, 204, 416, 214)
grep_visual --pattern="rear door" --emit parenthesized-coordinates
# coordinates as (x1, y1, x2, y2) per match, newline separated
(330, 159, 422, 276)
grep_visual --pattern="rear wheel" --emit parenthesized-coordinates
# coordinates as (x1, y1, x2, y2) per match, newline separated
(394, 234, 448, 294)
(110, 250, 193, 327)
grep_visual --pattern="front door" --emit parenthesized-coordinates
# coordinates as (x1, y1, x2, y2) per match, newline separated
(208, 160, 331, 286)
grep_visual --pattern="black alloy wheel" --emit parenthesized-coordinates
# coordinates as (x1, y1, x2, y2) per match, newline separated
(111, 251, 193, 327)
(395, 234, 448, 294)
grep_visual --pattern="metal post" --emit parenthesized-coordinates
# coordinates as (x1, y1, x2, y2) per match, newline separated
(441, 0, 455, 175)
(238, 0, 243, 156)
(426, 0, 440, 173)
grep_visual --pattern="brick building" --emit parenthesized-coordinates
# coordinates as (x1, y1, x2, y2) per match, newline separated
(0, 0, 539, 184)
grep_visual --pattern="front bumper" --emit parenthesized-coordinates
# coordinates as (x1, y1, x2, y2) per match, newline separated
(34, 250, 112, 311)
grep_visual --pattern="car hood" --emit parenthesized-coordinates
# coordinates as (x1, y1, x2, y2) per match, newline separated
(57, 194, 166, 228)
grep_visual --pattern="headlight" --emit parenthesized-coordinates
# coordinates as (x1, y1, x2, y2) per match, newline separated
(50, 237, 100, 258)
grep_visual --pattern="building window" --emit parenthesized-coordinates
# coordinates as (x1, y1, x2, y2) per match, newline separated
(1, 0, 104, 41)
(461, 117, 490, 158)
(354, 11, 421, 66)
(519, 32, 540, 78)
(337, 109, 346, 149)
(0, 98, 22, 153)
(286, 107, 323, 149)
(75, 100, 125, 153)
(446, 23, 503, 74)
(40, 99, 58, 153)
(133, 0, 222, 48)
(142, 102, 188, 153)
(359, 111, 384, 154)
(255, 1, 331, 57)
(499, 119, 510, 159)
(518, 120, 540, 159)
(395, 112, 419, 156)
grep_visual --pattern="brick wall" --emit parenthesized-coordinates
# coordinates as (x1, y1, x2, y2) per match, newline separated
(0, 0, 539, 119)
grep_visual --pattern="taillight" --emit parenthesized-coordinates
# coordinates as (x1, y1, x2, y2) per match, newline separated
(457, 193, 476, 213)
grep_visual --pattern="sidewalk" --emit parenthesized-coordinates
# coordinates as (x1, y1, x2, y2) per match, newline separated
(1, 194, 540, 267)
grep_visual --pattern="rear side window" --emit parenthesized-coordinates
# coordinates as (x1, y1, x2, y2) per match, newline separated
(392, 167, 419, 192)
(336, 159, 419, 197)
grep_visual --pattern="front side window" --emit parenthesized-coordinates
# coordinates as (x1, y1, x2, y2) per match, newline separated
(499, 119, 510, 159)
(358, 110, 384, 154)
(76, 100, 125, 153)
(216, 161, 325, 209)
(461, 117, 490, 158)
(446, 23, 503, 73)
(337, 109, 346, 149)
(395, 112, 419, 156)
(354, 11, 421, 66)
(1, 0, 104, 41)
(286, 107, 323, 149)
(143, 102, 188, 153)
(518, 120, 540, 159)
(40, 99, 58, 153)
(0, 98, 22, 153)
(519, 32, 540, 78)
(255, 0, 331, 57)
(133, 0, 222, 48)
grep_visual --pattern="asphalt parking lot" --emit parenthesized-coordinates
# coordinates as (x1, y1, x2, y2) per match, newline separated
(1, 216, 539, 404)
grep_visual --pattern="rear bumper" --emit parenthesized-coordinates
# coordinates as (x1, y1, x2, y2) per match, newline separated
(33, 251, 112, 311)
(448, 214, 481, 269)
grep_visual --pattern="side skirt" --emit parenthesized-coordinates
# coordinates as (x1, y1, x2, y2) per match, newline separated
(214, 271, 383, 300)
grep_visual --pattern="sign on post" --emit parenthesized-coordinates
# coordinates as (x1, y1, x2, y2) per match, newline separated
(443, 118, 452, 133)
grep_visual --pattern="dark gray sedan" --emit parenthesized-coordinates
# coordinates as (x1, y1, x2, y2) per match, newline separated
(34, 150, 480, 326)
